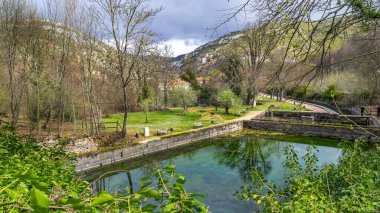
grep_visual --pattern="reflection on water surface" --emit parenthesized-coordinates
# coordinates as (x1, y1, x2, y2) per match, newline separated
(85, 133, 341, 213)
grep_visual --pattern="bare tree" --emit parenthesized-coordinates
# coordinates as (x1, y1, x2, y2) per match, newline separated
(0, 0, 27, 129)
(43, 0, 78, 137)
(137, 44, 175, 109)
(159, 45, 177, 107)
(215, 0, 380, 85)
(21, 9, 49, 134)
(75, 5, 104, 136)
(239, 21, 280, 106)
(94, 0, 160, 138)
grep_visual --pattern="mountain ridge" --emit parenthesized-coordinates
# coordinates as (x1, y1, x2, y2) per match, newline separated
(172, 30, 243, 76)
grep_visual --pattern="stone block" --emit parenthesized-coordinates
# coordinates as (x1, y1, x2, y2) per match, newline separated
(301, 116, 315, 124)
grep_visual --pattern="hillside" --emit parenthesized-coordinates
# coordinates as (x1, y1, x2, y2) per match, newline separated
(174, 18, 356, 78)
(173, 31, 243, 76)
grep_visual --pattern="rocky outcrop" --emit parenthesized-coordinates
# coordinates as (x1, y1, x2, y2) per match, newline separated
(39, 137, 98, 154)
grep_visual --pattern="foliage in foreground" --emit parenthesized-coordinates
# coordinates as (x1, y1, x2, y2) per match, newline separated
(0, 122, 207, 212)
(237, 138, 380, 212)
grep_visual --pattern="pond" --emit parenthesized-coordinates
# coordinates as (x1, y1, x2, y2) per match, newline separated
(82, 132, 342, 213)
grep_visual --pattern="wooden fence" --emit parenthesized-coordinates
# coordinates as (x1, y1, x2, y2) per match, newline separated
(97, 121, 123, 132)
(16, 120, 122, 136)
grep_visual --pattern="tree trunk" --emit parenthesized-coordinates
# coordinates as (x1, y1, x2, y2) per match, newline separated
(49, 109, 52, 135)
(121, 86, 128, 138)
(37, 85, 41, 134)
(276, 90, 280, 101)
(225, 106, 229, 114)
(58, 102, 65, 137)
(9, 64, 20, 129)
(94, 102, 101, 136)
(246, 88, 253, 105)
(72, 99, 76, 134)
(251, 92, 257, 108)
(163, 84, 168, 107)
(82, 99, 88, 135)
(252, 99, 257, 108)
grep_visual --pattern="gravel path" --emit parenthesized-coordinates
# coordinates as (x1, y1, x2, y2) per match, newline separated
(235, 110, 265, 121)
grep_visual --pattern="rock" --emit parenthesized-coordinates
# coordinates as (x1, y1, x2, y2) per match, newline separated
(301, 116, 315, 124)
(193, 122, 203, 128)
(38, 136, 98, 154)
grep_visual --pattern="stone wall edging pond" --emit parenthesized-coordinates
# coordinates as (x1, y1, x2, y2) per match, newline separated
(76, 118, 380, 173)
(243, 120, 380, 139)
(265, 111, 372, 125)
(76, 121, 244, 173)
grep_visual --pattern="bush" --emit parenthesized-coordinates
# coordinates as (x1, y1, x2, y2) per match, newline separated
(171, 87, 198, 114)
(103, 113, 112, 118)
(236, 138, 380, 212)
(287, 86, 315, 99)
(0, 129, 208, 212)
(217, 90, 242, 114)
(321, 85, 345, 102)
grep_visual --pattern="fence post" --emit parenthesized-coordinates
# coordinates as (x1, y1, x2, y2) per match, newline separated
(116, 120, 119, 132)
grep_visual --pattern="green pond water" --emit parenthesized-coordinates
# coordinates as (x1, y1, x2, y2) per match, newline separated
(84, 132, 342, 213)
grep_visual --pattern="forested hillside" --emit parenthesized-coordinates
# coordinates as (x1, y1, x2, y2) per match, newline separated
(0, 0, 176, 138)
(177, 17, 379, 108)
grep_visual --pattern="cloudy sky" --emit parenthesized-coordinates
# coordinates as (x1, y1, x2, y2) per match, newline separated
(150, 0, 250, 56)
(31, 0, 252, 56)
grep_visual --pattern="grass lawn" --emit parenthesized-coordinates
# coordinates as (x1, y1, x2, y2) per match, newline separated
(102, 97, 308, 137)
(257, 96, 310, 111)
(102, 107, 243, 136)
(13, 97, 308, 138)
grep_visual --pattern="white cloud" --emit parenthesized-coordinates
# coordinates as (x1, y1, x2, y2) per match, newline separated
(159, 39, 206, 57)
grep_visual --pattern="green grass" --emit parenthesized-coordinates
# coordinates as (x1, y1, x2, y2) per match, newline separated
(102, 107, 246, 136)
(256, 96, 310, 111)
(102, 98, 309, 137)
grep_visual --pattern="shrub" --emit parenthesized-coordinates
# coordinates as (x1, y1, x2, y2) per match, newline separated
(217, 90, 243, 114)
(287, 86, 315, 99)
(0, 129, 208, 212)
(171, 87, 198, 114)
(103, 113, 112, 118)
(236, 138, 380, 212)
(321, 85, 345, 102)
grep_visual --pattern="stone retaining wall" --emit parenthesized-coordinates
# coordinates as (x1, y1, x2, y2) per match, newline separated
(244, 120, 380, 139)
(266, 111, 372, 125)
(266, 111, 338, 122)
(76, 121, 243, 172)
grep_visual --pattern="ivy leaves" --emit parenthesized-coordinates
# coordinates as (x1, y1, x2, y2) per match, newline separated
(91, 191, 113, 206)
(87, 165, 208, 212)
(0, 129, 208, 212)
(30, 188, 50, 213)
(236, 138, 380, 212)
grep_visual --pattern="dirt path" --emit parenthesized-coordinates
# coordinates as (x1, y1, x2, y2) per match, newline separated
(235, 110, 265, 121)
